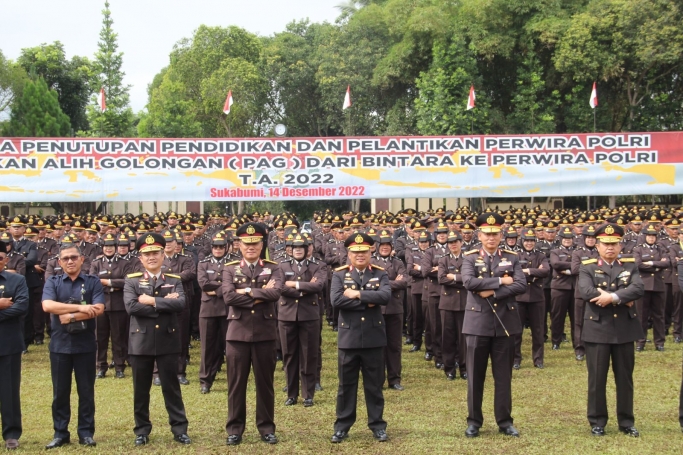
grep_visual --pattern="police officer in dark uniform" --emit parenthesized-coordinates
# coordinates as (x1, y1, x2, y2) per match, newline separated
(42, 243, 105, 449)
(570, 225, 600, 361)
(123, 233, 190, 446)
(578, 223, 644, 437)
(406, 224, 429, 352)
(90, 233, 132, 378)
(0, 240, 29, 450)
(330, 232, 391, 443)
(550, 227, 576, 350)
(196, 231, 229, 394)
(462, 212, 526, 438)
(279, 234, 326, 406)
(222, 222, 283, 446)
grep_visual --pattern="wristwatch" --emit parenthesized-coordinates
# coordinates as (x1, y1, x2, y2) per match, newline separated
(244, 287, 252, 296)
(70, 314, 76, 323)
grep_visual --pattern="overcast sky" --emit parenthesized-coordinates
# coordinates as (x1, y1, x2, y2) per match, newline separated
(1, 0, 343, 112)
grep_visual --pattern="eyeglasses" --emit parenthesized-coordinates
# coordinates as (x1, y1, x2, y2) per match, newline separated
(60, 255, 81, 262)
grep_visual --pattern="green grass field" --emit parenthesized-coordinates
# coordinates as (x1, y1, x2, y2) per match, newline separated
(16, 322, 683, 454)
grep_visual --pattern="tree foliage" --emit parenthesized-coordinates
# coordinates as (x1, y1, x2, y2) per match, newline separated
(0, 50, 29, 117)
(4, 77, 71, 137)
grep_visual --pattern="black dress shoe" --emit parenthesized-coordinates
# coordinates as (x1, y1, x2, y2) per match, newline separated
(635, 346, 644, 352)
(619, 426, 639, 437)
(276, 353, 283, 362)
(552, 344, 560, 350)
(200, 386, 210, 394)
(96, 370, 106, 379)
(109, 361, 115, 369)
(332, 327, 338, 332)
(282, 385, 288, 392)
(153, 377, 161, 386)
(330, 430, 348, 443)
(315, 383, 323, 392)
(226, 434, 242, 445)
(409, 345, 421, 352)
(134, 435, 149, 446)
(435, 362, 444, 370)
(303, 398, 314, 407)
(655, 346, 665, 352)
(576, 354, 585, 361)
(372, 429, 388, 442)
(534, 363, 544, 369)
(285, 397, 297, 406)
(465, 425, 479, 438)
(35, 339, 44, 345)
(499, 425, 520, 437)
(79, 437, 96, 447)
(177, 375, 190, 385)
(591, 426, 605, 436)
(173, 433, 191, 444)
(389, 383, 404, 391)
(513, 363, 520, 370)
(404, 337, 413, 345)
(446, 373, 455, 380)
(45, 438, 70, 449)
(115, 371, 125, 379)
(261, 433, 278, 444)
(675, 337, 682, 343)
(460, 372, 468, 380)
(425, 352, 433, 361)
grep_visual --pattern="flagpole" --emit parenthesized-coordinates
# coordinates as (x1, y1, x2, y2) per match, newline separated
(593, 109, 596, 133)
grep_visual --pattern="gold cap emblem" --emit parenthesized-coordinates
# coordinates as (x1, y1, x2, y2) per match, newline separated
(487, 215, 496, 225)
(605, 225, 614, 235)
(355, 235, 364, 244)
(145, 235, 155, 244)
(246, 225, 255, 235)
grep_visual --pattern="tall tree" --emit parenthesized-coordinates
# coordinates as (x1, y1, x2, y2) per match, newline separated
(87, 0, 134, 137)
(0, 50, 29, 117)
(4, 77, 71, 136)
(17, 42, 93, 132)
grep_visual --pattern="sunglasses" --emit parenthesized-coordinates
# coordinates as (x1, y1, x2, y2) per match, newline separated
(59, 255, 81, 262)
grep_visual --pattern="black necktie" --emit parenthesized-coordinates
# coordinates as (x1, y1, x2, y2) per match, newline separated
(152, 276, 157, 288)
(297, 262, 302, 272)
(359, 270, 364, 282)
(249, 263, 255, 273)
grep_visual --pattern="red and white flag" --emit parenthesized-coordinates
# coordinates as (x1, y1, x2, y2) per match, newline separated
(589, 82, 598, 109)
(342, 85, 352, 110)
(97, 88, 106, 113)
(223, 90, 234, 115)
(466, 85, 475, 110)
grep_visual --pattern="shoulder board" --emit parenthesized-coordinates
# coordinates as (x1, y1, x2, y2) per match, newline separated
(165, 273, 181, 279)
(335, 265, 349, 272)
(199, 258, 211, 263)
(127, 272, 143, 278)
(620, 258, 635, 263)
(371, 265, 385, 271)
(464, 250, 479, 255)
(225, 260, 241, 266)
(581, 259, 597, 265)
(502, 249, 517, 255)
(263, 259, 278, 265)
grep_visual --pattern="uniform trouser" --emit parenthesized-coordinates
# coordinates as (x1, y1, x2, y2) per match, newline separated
(665, 283, 673, 329)
(466, 335, 514, 428)
(334, 347, 386, 433)
(225, 340, 276, 436)
(636, 291, 665, 348)
(543, 288, 551, 339)
(129, 354, 188, 436)
(679, 353, 683, 427)
(0, 353, 22, 441)
(324, 280, 333, 323)
(514, 301, 545, 366)
(316, 319, 323, 383)
(23, 287, 41, 345)
(410, 293, 424, 346)
(550, 289, 574, 346)
(279, 319, 320, 400)
(441, 310, 466, 376)
(404, 291, 413, 338)
(423, 292, 432, 353)
(673, 289, 683, 338)
(427, 295, 442, 364)
(177, 303, 190, 375)
(585, 341, 635, 428)
(96, 310, 129, 372)
(49, 351, 96, 439)
(190, 291, 201, 337)
(32, 286, 48, 342)
(383, 314, 403, 386)
(199, 316, 228, 388)
(574, 298, 586, 356)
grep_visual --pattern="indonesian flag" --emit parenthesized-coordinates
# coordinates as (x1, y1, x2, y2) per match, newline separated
(466, 85, 475, 110)
(589, 82, 598, 109)
(342, 85, 352, 110)
(97, 88, 106, 113)
(223, 90, 234, 115)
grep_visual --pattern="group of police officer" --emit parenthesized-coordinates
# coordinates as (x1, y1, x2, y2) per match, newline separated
(0, 204, 683, 448)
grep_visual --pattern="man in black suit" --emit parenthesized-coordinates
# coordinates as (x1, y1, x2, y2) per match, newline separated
(578, 223, 644, 437)
(0, 240, 30, 450)
(330, 232, 391, 443)
(8, 216, 39, 349)
(461, 212, 526, 438)
(123, 233, 191, 446)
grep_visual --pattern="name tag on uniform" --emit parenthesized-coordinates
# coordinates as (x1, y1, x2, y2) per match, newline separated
(285, 272, 294, 276)
(161, 284, 175, 288)
(207, 270, 215, 274)
(369, 277, 379, 281)
(99, 270, 108, 275)
(617, 271, 631, 279)
(499, 261, 511, 267)
(260, 269, 272, 276)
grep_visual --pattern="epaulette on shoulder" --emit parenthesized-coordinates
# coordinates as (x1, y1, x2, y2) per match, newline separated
(581, 258, 597, 265)
(620, 258, 635, 263)
(263, 259, 278, 264)
(371, 265, 385, 271)
(165, 273, 181, 279)
(502, 249, 517, 255)
(199, 257, 211, 263)
(464, 250, 479, 255)
(335, 265, 349, 272)
(225, 260, 240, 266)
(127, 272, 143, 278)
